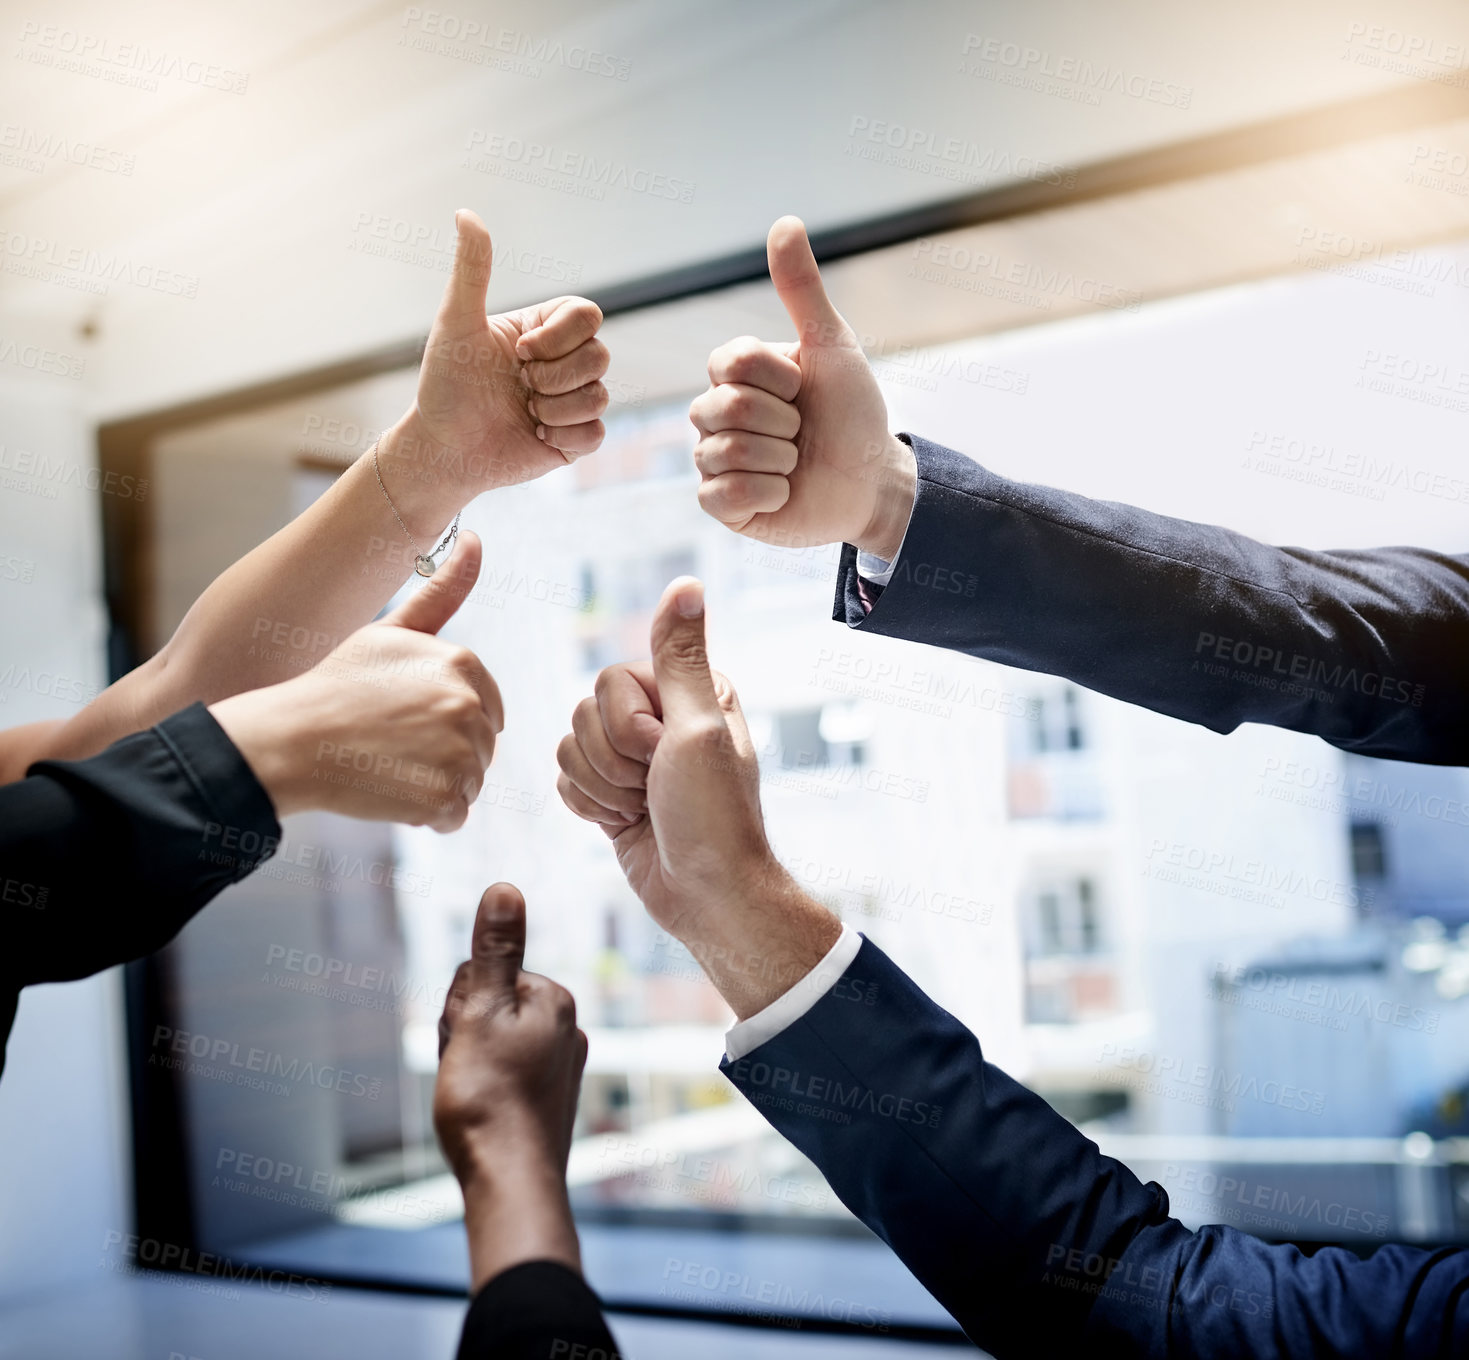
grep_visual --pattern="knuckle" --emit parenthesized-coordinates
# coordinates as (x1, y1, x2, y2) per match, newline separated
(719, 471, 756, 510)
(721, 385, 753, 424)
(446, 689, 480, 721)
(675, 714, 730, 758)
(695, 478, 727, 515)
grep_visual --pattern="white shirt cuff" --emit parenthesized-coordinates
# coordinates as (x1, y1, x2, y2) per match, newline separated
(853, 510, 915, 588)
(724, 924, 863, 1062)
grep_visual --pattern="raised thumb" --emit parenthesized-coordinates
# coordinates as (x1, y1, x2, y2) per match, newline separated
(767, 215, 845, 348)
(648, 577, 721, 730)
(384, 530, 481, 634)
(437, 208, 494, 327)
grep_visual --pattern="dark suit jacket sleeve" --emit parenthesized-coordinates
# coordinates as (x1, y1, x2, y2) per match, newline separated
(833, 434, 1469, 765)
(0, 702, 280, 1075)
(455, 1260, 621, 1360)
(720, 937, 1469, 1358)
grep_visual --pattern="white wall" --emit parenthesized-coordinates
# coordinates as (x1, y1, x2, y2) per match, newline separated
(0, 328, 129, 1305)
(1, 0, 1463, 420)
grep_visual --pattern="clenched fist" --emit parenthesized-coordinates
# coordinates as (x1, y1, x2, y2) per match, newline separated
(383, 209, 611, 511)
(689, 216, 916, 560)
(212, 533, 502, 831)
(556, 577, 840, 1017)
(434, 883, 586, 1289)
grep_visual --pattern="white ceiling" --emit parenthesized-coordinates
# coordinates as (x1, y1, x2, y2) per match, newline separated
(1, 0, 1465, 418)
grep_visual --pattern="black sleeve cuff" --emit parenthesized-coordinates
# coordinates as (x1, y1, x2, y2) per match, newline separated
(456, 1260, 619, 1360)
(150, 702, 283, 879)
(13, 702, 283, 985)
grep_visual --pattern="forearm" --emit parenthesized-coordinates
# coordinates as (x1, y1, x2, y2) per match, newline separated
(843, 435, 1469, 765)
(674, 860, 843, 1021)
(0, 720, 66, 785)
(720, 935, 1164, 1354)
(33, 411, 464, 765)
(459, 1157, 582, 1294)
(2, 703, 280, 997)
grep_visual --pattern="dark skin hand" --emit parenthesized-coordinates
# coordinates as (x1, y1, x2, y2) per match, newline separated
(434, 882, 589, 1292)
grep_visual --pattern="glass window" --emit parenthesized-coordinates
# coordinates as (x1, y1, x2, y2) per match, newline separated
(124, 143, 1469, 1328)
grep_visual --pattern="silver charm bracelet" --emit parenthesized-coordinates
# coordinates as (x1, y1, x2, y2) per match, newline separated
(372, 441, 460, 577)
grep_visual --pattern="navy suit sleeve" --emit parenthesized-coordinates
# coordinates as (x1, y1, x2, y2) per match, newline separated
(720, 937, 1469, 1358)
(834, 435, 1469, 766)
(0, 702, 280, 1076)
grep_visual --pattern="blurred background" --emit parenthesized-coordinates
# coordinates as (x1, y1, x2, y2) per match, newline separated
(2, 1, 1469, 1355)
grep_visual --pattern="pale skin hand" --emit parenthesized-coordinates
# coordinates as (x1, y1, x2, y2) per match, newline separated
(434, 883, 587, 1292)
(556, 577, 841, 1020)
(0, 209, 608, 784)
(690, 215, 916, 561)
(210, 533, 502, 832)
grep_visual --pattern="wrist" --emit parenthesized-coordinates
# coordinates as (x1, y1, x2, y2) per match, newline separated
(674, 858, 843, 1020)
(853, 434, 917, 562)
(373, 408, 464, 539)
(208, 683, 318, 818)
(457, 1144, 580, 1290)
